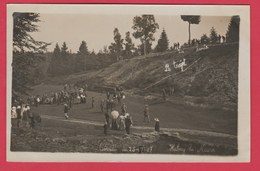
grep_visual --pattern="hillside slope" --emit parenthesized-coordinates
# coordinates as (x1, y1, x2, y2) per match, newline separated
(47, 43, 239, 107)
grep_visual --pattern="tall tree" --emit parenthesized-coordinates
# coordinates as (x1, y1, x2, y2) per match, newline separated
(12, 12, 50, 96)
(124, 31, 135, 57)
(109, 28, 124, 61)
(132, 15, 159, 55)
(155, 29, 169, 52)
(210, 27, 218, 44)
(180, 15, 201, 45)
(61, 42, 69, 56)
(226, 16, 240, 43)
(13, 13, 50, 52)
(75, 41, 89, 72)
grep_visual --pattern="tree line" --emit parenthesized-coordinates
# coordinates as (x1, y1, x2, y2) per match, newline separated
(12, 13, 240, 95)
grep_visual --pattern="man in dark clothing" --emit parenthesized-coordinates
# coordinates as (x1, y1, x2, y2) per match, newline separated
(125, 114, 133, 134)
(162, 89, 167, 101)
(105, 112, 110, 128)
(154, 118, 160, 132)
(143, 105, 150, 123)
(104, 122, 108, 135)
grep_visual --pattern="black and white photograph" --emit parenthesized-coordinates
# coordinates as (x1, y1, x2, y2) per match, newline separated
(7, 5, 250, 162)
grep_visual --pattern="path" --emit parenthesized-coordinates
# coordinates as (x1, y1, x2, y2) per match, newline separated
(41, 114, 236, 139)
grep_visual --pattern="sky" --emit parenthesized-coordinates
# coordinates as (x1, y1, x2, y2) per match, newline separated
(30, 14, 231, 53)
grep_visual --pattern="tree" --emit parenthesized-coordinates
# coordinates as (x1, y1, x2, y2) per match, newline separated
(226, 16, 240, 43)
(200, 34, 210, 44)
(61, 42, 69, 55)
(12, 12, 50, 96)
(75, 41, 89, 72)
(132, 15, 159, 55)
(109, 28, 124, 60)
(155, 29, 169, 52)
(210, 27, 218, 44)
(124, 31, 135, 57)
(13, 13, 50, 52)
(180, 15, 201, 45)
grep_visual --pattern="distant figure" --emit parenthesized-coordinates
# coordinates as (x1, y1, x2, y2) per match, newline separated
(143, 105, 150, 123)
(11, 106, 17, 126)
(125, 113, 133, 134)
(222, 36, 226, 43)
(106, 91, 110, 99)
(111, 110, 119, 130)
(119, 115, 126, 130)
(162, 89, 167, 101)
(16, 105, 22, 127)
(105, 112, 110, 128)
(121, 103, 127, 115)
(100, 100, 104, 113)
(64, 103, 69, 119)
(154, 118, 160, 132)
(104, 122, 108, 135)
(91, 97, 95, 108)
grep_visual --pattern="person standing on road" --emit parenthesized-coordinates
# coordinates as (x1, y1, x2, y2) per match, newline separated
(100, 99, 104, 113)
(121, 103, 127, 115)
(154, 118, 160, 132)
(16, 105, 22, 127)
(162, 89, 167, 101)
(64, 103, 69, 119)
(125, 113, 133, 134)
(104, 121, 108, 135)
(143, 105, 150, 123)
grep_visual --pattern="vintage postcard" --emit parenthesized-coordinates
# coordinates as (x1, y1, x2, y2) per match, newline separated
(6, 4, 250, 162)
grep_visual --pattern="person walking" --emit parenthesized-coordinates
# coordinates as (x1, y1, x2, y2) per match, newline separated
(125, 113, 133, 134)
(64, 103, 69, 119)
(154, 118, 160, 132)
(143, 105, 150, 123)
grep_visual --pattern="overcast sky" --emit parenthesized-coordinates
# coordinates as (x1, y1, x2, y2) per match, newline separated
(30, 14, 231, 53)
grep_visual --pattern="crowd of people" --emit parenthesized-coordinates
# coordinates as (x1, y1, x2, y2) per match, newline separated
(11, 83, 161, 136)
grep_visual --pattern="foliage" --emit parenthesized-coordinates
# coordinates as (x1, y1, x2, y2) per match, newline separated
(226, 16, 240, 43)
(12, 12, 50, 95)
(210, 27, 218, 44)
(109, 28, 124, 60)
(13, 13, 50, 52)
(200, 34, 210, 44)
(180, 15, 201, 45)
(155, 29, 169, 52)
(124, 31, 135, 58)
(132, 15, 159, 55)
(75, 41, 89, 72)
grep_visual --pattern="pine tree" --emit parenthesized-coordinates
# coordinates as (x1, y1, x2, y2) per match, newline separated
(75, 41, 89, 72)
(109, 28, 124, 60)
(124, 31, 135, 57)
(210, 27, 218, 44)
(12, 13, 50, 95)
(226, 16, 240, 43)
(155, 29, 169, 52)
